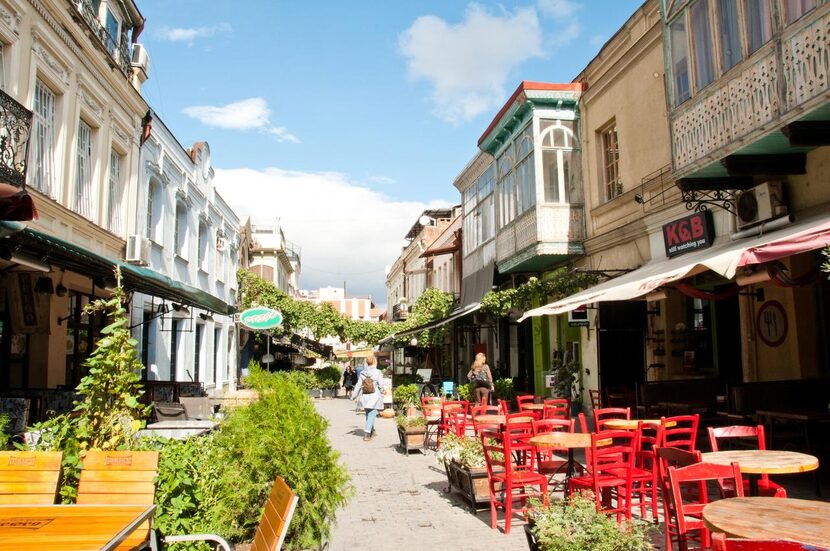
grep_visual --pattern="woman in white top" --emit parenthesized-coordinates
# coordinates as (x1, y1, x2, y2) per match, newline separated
(352, 354, 385, 441)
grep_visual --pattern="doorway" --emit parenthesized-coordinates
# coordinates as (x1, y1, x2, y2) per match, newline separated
(598, 301, 647, 405)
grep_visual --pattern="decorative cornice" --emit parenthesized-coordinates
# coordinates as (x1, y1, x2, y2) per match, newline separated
(0, 3, 21, 35)
(110, 121, 129, 146)
(28, 1, 82, 59)
(145, 160, 169, 186)
(174, 187, 191, 206)
(31, 31, 69, 85)
(78, 86, 103, 120)
(198, 210, 212, 226)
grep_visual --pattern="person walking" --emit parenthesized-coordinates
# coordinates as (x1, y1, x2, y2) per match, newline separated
(352, 354, 384, 441)
(343, 364, 357, 394)
(467, 352, 494, 406)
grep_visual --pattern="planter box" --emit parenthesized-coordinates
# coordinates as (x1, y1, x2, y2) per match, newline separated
(307, 389, 322, 399)
(320, 388, 336, 398)
(396, 425, 426, 454)
(446, 460, 501, 512)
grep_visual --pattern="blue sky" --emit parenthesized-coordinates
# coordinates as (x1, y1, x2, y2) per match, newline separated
(138, 0, 645, 308)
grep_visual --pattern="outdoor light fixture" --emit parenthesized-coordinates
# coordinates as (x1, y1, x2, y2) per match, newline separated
(410, 337, 418, 346)
(199, 312, 214, 321)
(261, 353, 275, 365)
(170, 303, 191, 318)
(0, 249, 50, 272)
(418, 215, 436, 226)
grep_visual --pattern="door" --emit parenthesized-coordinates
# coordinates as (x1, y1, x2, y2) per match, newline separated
(598, 301, 647, 406)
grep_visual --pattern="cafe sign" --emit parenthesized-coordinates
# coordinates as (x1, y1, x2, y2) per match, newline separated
(239, 307, 283, 330)
(662, 211, 715, 258)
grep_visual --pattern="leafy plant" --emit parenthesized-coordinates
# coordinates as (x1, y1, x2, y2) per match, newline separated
(0, 413, 8, 449)
(823, 246, 830, 277)
(456, 383, 472, 402)
(551, 350, 582, 405)
(480, 269, 598, 317)
(392, 384, 420, 409)
(527, 493, 655, 551)
(395, 414, 426, 428)
(435, 433, 486, 469)
(392, 373, 424, 386)
(314, 366, 341, 389)
(494, 378, 515, 403)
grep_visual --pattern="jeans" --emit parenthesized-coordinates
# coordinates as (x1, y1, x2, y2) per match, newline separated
(364, 408, 379, 435)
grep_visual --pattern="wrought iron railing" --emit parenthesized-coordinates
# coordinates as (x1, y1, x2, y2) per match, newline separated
(0, 88, 33, 189)
(74, 0, 132, 78)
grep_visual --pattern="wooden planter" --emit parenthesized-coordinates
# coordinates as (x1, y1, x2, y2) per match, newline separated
(397, 425, 426, 454)
(445, 460, 501, 512)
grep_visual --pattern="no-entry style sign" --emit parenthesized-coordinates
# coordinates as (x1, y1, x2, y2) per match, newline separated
(239, 307, 283, 330)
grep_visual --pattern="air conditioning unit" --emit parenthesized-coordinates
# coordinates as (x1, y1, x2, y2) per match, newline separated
(131, 43, 151, 76)
(735, 181, 788, 230)
(126, 234, 151, 265)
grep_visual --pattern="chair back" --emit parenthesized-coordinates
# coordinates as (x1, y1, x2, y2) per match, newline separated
(498, 399, 509, 414)
(532, 418, 574, 435)
(471, 405, 500, 419)
(153, 401, 187, 422)
(179, 397, 213, 419)
(662, 414, 700, 451)
(542, 399, 570, 420)
(708, 425, 767, 452)
(636, 421, 663, 469)
(593, 407, 630, 431)
(588, 389, 602, 410)
(444, 409, 467, 437)
(655, 445, 703, 549)
(516, 395, 536, 409)
(0, 451, 62, 504)
(667, 460, 743, 549)
(421, 396, 442, 420)
(711, 532, 817, 550)
(251, 476, 299, 551)
(592, 430, 636, 475)
(577, 412, 593, 467)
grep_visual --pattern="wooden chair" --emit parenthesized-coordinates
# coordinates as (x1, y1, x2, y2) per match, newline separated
(164, 475, 299, 551)
(667, 460, 744, 551)
(471, 405, 501, 434)
(707, 425, 787, 498)
(589, 389, 602, 410)
(568, 430, 636, 523)
(498, 399, 509, 415)
(444, 409, 467, 439)
(481, 428, 548, 535)
(532, 418, 575, 491)
(77, 450, 159, 551)
(438, 401, 469, 447)
(628, 420, 661, 521)
(421, 396, 443, 449)
(711, 532, 818, 550)
(656, 446, 703, 551)
(662, 414, 699, 451)
(516, 395, 540, 420)
(542, 398, 570, 420)
(593, 407, 630, 431)
(0, 451, 62, 504)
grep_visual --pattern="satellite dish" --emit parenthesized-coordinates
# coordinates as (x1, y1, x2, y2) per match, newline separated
(419, 215, 432, 226)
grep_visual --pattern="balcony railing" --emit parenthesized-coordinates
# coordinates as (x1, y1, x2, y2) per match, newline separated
(0, 88, 33, 189)
(74, 0, 132, 79)
(669, 5, 830, 175)
(496, 204, 585, 267)
(392, 302, 409, 321)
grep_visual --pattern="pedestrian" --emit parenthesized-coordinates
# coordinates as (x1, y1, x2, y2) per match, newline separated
(352, 354, 384, 441)
(467, 352, 494, 406)
(343, 364, 357, 394)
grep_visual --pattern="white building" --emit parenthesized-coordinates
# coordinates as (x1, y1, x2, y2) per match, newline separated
(248, 222, 300, 297)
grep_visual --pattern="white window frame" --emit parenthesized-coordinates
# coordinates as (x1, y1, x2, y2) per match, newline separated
(107, 149, 123, 234)
(31, 79, 57, 197)
(75, 119, 94, 219)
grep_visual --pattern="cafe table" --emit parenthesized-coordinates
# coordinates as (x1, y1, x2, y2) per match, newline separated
(701, 450, 818, 496)
(521, 403, 545, 411)
(529, 432, 607, 480)
(0, 503, 155, 550)
(603, 419, 676, 430)
(703, 497, 830, 548)
(473, 414, 535, 426)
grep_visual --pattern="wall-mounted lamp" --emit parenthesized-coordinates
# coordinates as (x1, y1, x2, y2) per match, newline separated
(0, 248, 51, 272)
(735, 267, 772, 287)
(199, 312, 214, 321)
(634, 194, 644, 204)
(170, 303, 191, 318)
(645, 289, 668, 302)
(418, 215, 436, 226)
(34, 276, 54, 295)
(410, 337, 418, 346)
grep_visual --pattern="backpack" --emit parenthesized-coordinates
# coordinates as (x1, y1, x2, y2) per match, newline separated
(362, 373, 376, 394)
(473, 368, 489, 388)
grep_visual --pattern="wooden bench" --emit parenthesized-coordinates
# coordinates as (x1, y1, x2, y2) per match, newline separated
(636, 379, 725, 420)
(0, 451, 62, 504)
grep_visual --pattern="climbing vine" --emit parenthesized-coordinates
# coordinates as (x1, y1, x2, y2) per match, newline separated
(822, 246, 830, 277)
(479, 268, 598, 317)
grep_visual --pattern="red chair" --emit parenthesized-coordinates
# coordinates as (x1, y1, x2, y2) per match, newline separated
(516, 395, 540, 420)
(707, 425, 787, 498)
(656, 446, 703, 551)
(531, 418, 575, 490)
(711, 532, 817, 550)
(627, 420, 662, 521)
(576, 412, 593, 474)
(498, 399, 509, 415)
(662, 414, 699, 451)
(542, 398, 570, 420)
(504, 413, 535, 465)
(481, 428, 548, 535)
(471, 405, 501, 434)
(593, 407, 630, 431)
(568, 430, 637, 523)
(444, 410, 467, 439)
(421, 396, 443, 449)
(667, 460, 744, 550)
(439, 401, 469, 446)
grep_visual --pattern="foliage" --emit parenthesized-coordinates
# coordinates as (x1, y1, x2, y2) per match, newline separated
(279, 369, 318, 390)
(201, 366, 352, 549)
(395, 414, 426, 428)
(528, 493, 655, 551)
(0, 413, 8, 448)
(28, 268, 149, 501)
(392, 384, 420, 409)
(823, 247, 830, 277)
(493, 378, 515, 402)
(480, 269, 598, 317)
(314, 366, 341, 389)
(456, 383, 472, 402)
(435, 433, 486, 469)
(551, 350, 582, 405)
(392, 373, 424, 386)
(392, 288, 455, 347)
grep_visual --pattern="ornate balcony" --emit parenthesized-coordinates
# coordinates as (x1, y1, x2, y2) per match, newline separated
(73, 0, 132, 79)
(668, 4, 830, 180)
(495, 204, 585, 273)
(0, 89, 33, 189)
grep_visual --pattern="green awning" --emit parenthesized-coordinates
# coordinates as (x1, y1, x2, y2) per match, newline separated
(1, 224, 235, 315)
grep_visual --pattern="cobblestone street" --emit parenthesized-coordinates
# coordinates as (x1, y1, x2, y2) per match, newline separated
(316, 398, 530, 551)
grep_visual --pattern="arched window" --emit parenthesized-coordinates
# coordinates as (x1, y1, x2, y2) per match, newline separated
(540, 120, 578, 204)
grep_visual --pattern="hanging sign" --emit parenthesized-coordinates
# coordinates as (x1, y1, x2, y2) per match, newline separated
(239, 307, 283, 330)
(662, 211, 715, 258)
(568, 305, 589, 327)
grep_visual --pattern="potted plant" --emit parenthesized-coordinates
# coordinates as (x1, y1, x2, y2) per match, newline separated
(456, 383, 472, 402)
(313, 366, 342, 398)
(551, 350, 582, 415)
(494, 378, 515, 409)
(393, 383, 420, 417)
(525, 493, 655, 551)
(436, 433, 501, 512)
(396, 414, 426, 454)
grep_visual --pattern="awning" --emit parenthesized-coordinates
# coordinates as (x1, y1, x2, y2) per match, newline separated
(459, 260, 494, 308)
(3, 226, 234, 315)
(379, 302, 481, 344)
(519, 207, 830, 321)
(334, 348, 375, 359)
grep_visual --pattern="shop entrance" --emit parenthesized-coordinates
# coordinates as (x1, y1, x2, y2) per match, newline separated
(598, 301, 647, 405)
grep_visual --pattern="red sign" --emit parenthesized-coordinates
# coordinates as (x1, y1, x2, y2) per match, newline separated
(662, 211, 715, 258)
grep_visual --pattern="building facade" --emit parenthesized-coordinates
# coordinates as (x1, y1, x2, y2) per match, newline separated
(248, 222, 300, 297)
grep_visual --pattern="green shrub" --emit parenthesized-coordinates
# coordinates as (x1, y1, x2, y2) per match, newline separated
(314, 366, 341, 389)
(457, 383, 472, 402)
(395, 414, 426, 428)
(528, 493, 655, 551)
(392, 384, 420, 409)
(277, 369, 317, 390)
(494, 378, 515, 403)
(392, 373, 423, 386)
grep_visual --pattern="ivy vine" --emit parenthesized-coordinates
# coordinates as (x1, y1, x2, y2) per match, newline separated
(479, 267, 598, 317)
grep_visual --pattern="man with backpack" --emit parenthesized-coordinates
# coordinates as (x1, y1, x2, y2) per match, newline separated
(351, 354, 384, 441)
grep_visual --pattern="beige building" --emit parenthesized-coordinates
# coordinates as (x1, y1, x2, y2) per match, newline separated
(248, 222, 301, 297)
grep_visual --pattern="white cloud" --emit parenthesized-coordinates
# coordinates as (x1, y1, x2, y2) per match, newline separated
(183, 98, 299, 143)
(157, 23, 231, 43)
(399, 4, 543, 124)
(214, 168, 449, 309)
(536, 0, 580, 20)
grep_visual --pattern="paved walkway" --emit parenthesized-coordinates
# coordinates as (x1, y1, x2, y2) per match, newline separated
(316, 398, 529, 551)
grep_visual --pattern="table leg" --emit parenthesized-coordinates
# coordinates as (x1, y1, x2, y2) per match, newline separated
(748, 474, 759, 497)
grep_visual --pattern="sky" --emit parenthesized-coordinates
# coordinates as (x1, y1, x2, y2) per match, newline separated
(138, 0, 645, 310)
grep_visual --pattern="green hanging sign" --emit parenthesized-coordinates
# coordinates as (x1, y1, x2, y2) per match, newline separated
(239, 307, 283, 330)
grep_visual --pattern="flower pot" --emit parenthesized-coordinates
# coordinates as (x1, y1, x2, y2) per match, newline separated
(396, 425, 426, 454)
(446, 460, 502, 512)
(307, 389, 322, 399)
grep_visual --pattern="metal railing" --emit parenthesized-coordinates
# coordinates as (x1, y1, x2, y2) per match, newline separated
(0, 88, 33, 188)
(74, 0, 132, 79)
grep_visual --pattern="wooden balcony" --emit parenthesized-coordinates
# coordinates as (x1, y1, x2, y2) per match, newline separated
(669, 4, 830, 179)
(495, 204, 585, 273)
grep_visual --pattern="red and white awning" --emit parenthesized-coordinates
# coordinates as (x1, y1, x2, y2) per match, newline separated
(519, 208, 830, 321)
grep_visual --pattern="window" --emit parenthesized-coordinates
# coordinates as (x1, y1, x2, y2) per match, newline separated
(746, 0, 772, 54)
(104, 5, 121, 53)
(215, 236, 226, 279)
(64, 292, 105, 386)
(514, 127, 535, 216)
(785, 0, 816, 24)
(145, 181, 155, 239)
(107, 150, 123, 234)
(541, 119, 577, 203)
(31, 80, 56, 197)
(174, 203, 187, 257)
(0, 43, 6, 91)
(198, 222, 209, 271)
(691, 0, 715, 91)
(213, 327, 221, 386)
(600, 122, 621, 201)
(497, 153, 515, 228)
(75, 120, 93, 219)
(669, 16, 691, 105)
(717, 0, 742, 72)
(146, 179, 162, 242)
(194, 324, 204, 383)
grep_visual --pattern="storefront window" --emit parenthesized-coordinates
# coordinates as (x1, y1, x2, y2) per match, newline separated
(65, 292, 105, 386)
(717, 0, 742, 72)
(746, 0, 773, 53)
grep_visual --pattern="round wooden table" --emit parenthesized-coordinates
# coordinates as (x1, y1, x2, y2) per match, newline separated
(703, 497, 830, 548)
(473, 414, 534, 426)
(701, 450, 819, 495)
(530, 433, 602, 479)
(521, 403, 545, 411)
(602, 419, 674, 430)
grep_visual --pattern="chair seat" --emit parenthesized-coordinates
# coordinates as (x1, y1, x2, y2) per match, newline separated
(568, 473, 628, 489)
(491, 471, 548, 485)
